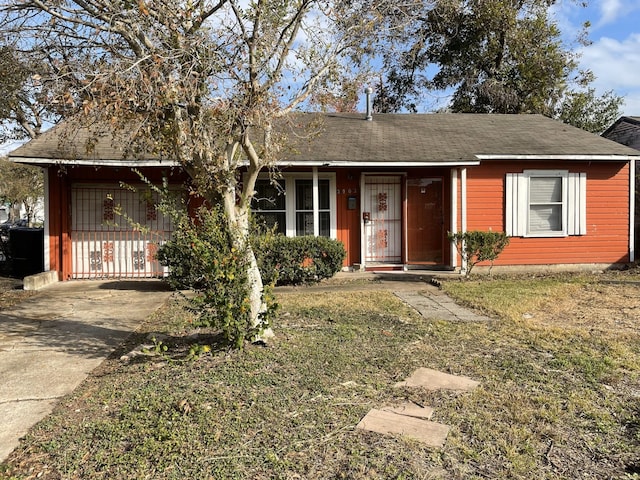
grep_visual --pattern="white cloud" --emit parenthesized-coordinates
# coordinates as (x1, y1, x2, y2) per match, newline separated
(597, 0, 625, 26)
(579, 33, 640, 114)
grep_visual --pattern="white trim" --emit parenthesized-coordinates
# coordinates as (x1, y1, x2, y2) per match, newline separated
(360, 173, 404, 268)
(476, 154, 638, 162)
(403, 176, 408, 266)
(460, 167, 468, 273)
(279, 160, 480, 168)
(524, 170, 568, 237)
(43, 167, 50, 272)
(12, 155, 637, 168)
(252, 172, 337, 239)
(631, 160, 636, 263)
(450, 168, 458, 268)
(360, 173, 366, 270)
(567, 172, 587, 236)
(10, 157, 179, 167)
(506, 170, 587, 238)
(312, 167, 319, 237)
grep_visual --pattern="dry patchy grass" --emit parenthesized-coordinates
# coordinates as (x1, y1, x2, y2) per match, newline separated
(1, 272, 640, 479)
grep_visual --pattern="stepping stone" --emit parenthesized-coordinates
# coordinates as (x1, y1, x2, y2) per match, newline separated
(356, 409, 450, 448)
(394, 367, 480, 392)
(381, 402, 434, 420)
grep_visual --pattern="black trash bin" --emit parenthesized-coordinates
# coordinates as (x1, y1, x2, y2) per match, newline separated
(9, 227, 44, 277)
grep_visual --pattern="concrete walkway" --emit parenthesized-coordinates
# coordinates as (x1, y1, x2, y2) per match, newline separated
(0, 280, 172, 462)
(279, 271, 493, 323)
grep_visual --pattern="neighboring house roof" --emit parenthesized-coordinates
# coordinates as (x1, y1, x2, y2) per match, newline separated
(602, 116, 640, 151)
(10, 113, 640, 167)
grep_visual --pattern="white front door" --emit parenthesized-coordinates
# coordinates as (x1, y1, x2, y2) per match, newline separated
(363, 175, 402, 263)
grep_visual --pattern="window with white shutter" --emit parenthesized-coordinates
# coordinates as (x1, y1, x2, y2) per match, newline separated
(505, 170, 586, 237)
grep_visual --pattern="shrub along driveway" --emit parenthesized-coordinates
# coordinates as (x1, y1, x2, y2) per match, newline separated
(0, 270, 639, 479)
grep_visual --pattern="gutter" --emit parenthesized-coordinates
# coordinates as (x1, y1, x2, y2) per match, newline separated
(278, 160, 481, 168)
(475, 154, 639, 161)
(9, 157, 180, 168)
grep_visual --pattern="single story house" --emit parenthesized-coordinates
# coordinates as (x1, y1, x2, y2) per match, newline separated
(9, 113, 640, 280)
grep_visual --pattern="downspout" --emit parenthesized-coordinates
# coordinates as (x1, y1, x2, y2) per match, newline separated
(631, 160, 636, 263)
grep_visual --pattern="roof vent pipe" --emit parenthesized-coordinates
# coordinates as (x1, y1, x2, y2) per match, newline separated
(365, 87, 373, 121)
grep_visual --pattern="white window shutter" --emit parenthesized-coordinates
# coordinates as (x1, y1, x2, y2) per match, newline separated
(505, 173, 527, 236)
(568, 172, 587, 235)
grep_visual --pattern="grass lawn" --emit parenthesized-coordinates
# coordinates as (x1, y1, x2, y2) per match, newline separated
(2, 272, 640, 479)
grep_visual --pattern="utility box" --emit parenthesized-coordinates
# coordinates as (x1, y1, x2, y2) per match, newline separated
(9, 228, 44, 277)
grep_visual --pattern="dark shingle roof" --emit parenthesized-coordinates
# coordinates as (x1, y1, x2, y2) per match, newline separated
(602, 116, 640, 151)
(10, 113, 640, 166)
(280, 113, 640, 165)
(9, 120, 169, 166)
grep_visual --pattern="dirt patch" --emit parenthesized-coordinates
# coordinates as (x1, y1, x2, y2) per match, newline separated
(528, 279, 640, 337)
(0, 276, 35, 310)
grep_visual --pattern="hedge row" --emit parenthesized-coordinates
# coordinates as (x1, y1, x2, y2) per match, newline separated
(254, 235, 346, 286)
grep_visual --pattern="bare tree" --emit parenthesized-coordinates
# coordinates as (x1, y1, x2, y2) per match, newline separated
(0, 0, 386, 339)
(0, 44, 57, 142)
(0, 156, 43, 225)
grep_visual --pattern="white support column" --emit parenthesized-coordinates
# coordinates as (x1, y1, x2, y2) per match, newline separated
(403, 175, 408, 267)
(460, 167, 468, 274)
(360, 174, 366, 270)
(43, 167, 50, 272)
(312, 167, 319, 237)
(631, 160, 636, 263)
(450, 168, 458, 268)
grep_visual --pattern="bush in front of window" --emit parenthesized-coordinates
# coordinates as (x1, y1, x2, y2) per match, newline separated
(156, 205, 277, 348)
(448, 230, 510, 277)
(255, 235, 346, 286)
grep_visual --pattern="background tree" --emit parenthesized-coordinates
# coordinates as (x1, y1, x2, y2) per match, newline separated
(0, 0, 386, 342)
(372, 0, 622, 131)
(0, 156, 43, 225)
(0, 45, 54, 142)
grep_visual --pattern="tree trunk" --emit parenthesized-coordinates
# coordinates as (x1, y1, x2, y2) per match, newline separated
(9, 203, 20, 222)
(222, 188, 275, 342)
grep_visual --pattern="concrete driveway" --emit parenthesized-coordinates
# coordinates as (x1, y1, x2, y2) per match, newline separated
(0, 280, 172, 462)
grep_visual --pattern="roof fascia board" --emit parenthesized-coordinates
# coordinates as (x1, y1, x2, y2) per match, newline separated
(10, 157, 179, 167)
(475, 154, 638, 161)
(279, 160, 481, 167)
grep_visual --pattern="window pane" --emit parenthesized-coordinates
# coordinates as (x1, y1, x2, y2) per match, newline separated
(319, 179, 330, 210)
(530, 205, 562, 232)
(296, 212, 314, 236)
(319, 212, 330, 237)
(256, 212, 286, 234)
(530, 177, 561, 203)
(296, 180, 313, 210)
(253, 179, 285, 210)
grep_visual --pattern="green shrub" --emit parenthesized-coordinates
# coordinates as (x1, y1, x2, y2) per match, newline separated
(448, 230, 510, 277)
(254, 235, 346, 286)
(156, 205, 275, 347)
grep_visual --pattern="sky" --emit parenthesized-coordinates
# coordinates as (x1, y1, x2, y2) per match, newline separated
(553, 0, 640, 116)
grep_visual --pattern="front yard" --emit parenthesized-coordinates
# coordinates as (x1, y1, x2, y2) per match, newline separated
(1, 271, 639, 479)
